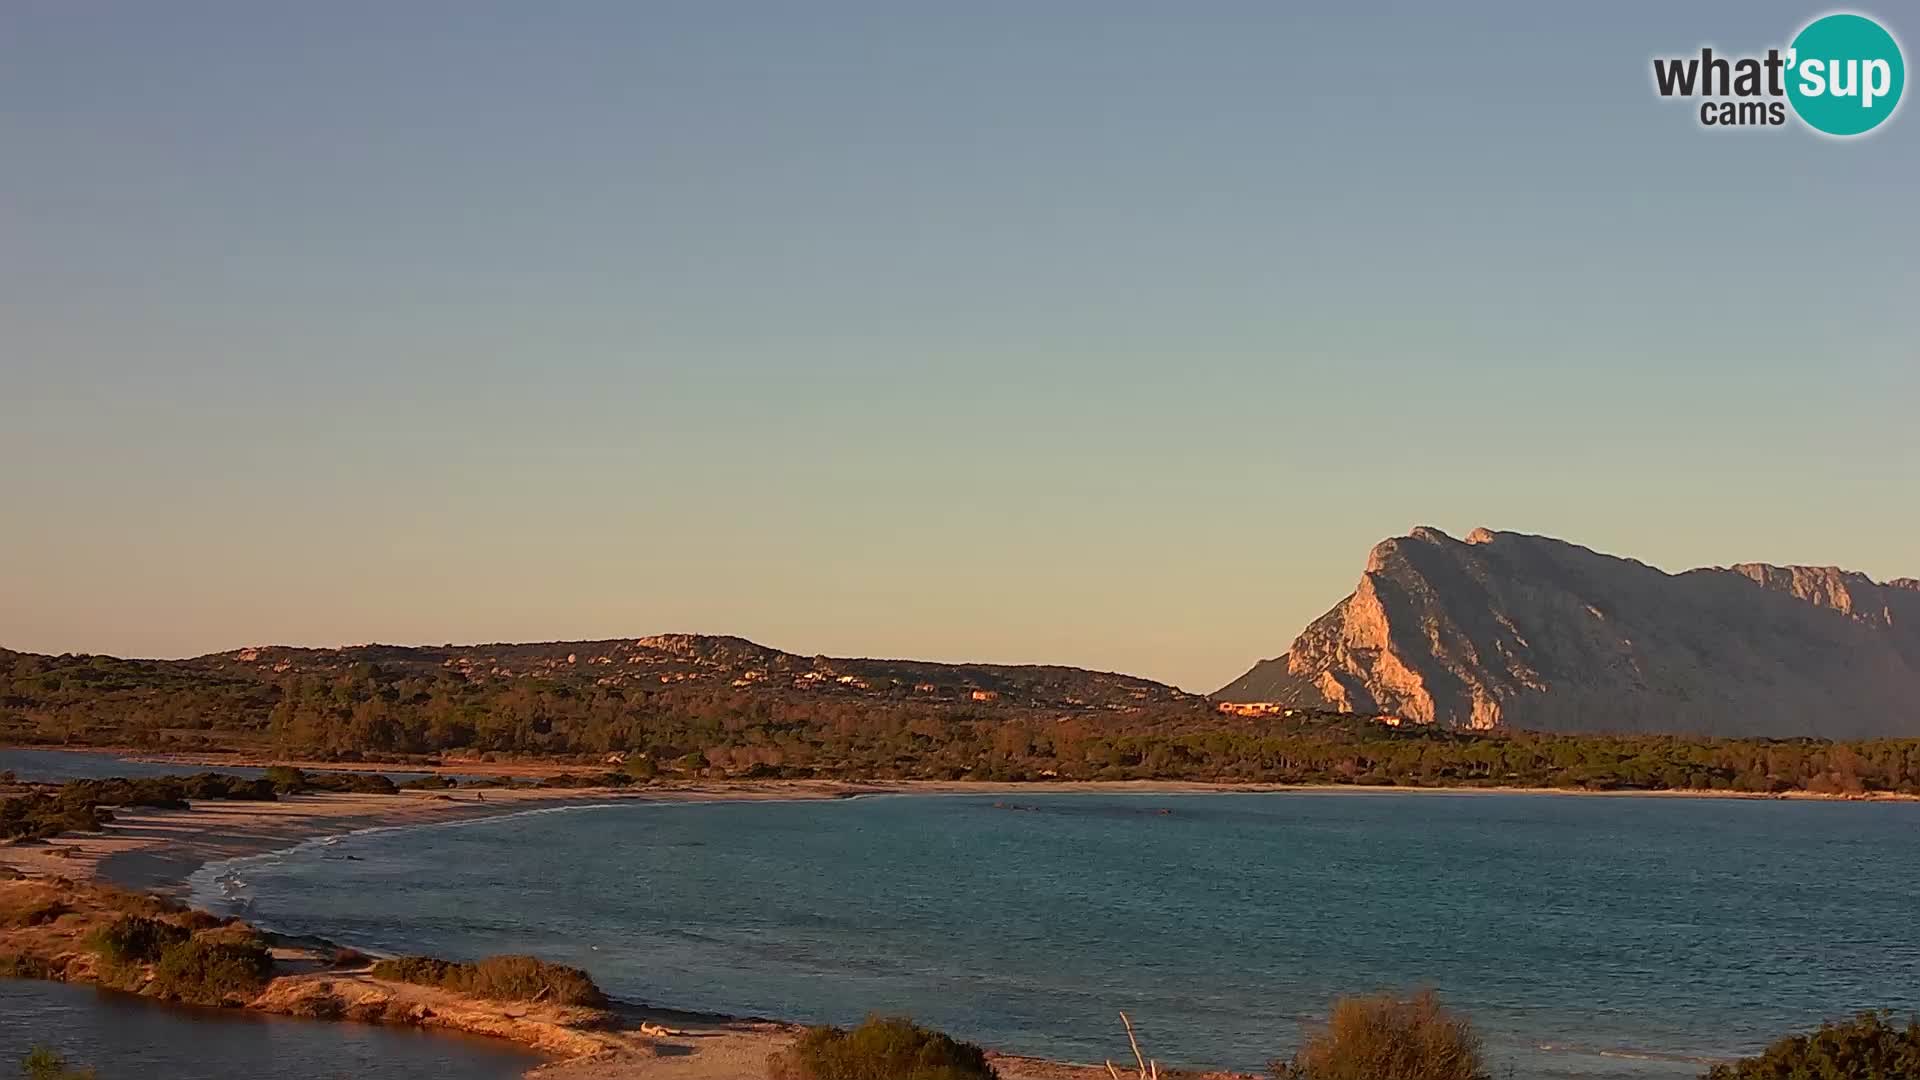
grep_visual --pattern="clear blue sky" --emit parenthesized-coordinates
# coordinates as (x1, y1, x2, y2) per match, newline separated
(2, 2, 1915, 691)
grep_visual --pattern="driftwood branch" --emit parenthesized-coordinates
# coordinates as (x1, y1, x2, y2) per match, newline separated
(1105, 1012, 1158, 1080)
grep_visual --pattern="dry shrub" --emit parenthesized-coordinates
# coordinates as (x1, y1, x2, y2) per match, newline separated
(90, 884, 183, 918)
(0, 948, 59, 980)
(84, 915, 190, 965)
(369, 953, 606, 1007)
(331, 946, 372, 968)
(768, 1015, 998, 1080)
(1273, 991, 1487, 1080)
(149, 936, 274, 1006)
(190, 921, 267, 948)
(0, 884, 72, 928)
(176, 909, 225, 932)
(1706, 1012, 1920, 1079)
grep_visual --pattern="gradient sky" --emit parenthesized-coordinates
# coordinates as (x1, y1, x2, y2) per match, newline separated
(2, 2, 1915, 691)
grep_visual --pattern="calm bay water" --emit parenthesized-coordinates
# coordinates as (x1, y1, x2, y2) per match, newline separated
(0, 979, 543, 1079)
(191, 792, 1920, 1079)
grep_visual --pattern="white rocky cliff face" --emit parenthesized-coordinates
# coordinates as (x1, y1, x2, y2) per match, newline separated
(1217, 528, 1920, 738)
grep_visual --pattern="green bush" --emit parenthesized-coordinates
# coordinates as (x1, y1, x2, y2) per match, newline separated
(0, 796, 112, 841)
(150, 935, 274, 1006)
(21, 1046, 95, 1080)
(1704, 1012, 1920, 1079)
(370, 953, 607, 1007)
(768, 1015, 998, 1080)
(1272, 991, 1487, 1080)
(85, 915, 190, 965)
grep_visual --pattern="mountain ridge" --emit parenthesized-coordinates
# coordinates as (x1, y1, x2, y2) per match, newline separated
(1217, 527, 1920, 738)
(1, 632, 1194, 717)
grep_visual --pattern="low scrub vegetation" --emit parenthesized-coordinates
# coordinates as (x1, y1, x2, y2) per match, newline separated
(0, 884, 73, 929)
(150, 934, 275, 1006)
(1272, 991, 1487, 1080)
(2, 773, 284, 841)
(1705, 1012, 1920, 1079)
(369, 953, 607, 1007)
(0, 797, 112, 842)
(21, 1046, 96, 1080)
(768, 1015, 998, 1080)
(261, 766, 397, 796)
(0, 948, 58, 979)
(76, 910, 273, 1004)
(85, 914, 191, 968)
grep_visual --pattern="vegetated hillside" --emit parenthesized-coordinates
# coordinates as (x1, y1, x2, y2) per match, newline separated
(0, 634, 1206, 757)
(1218, 527, 1920, 739)
(6, 637, 1920, 793)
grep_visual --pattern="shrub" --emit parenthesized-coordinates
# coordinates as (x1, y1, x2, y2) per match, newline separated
(85, 915, 190, 965)
(370, 953, 607, 1007)
(263, 766, 308, 792)
(150, 935, 274, 1006)
(0, 885, 73, 929)
(21, 1046, 96, 1080)
(0, 949, 58, 979)
(370, 954, 456, 985)
(331, 946, 372, 968)
(1705, 1012, 1920, 1079)
(400, 775, 457, 790)
(1273, 991, 1487, 1080)
(178, 773, 278, 801)
(769, 1015, 998, 1080)
(0, 796, 112, 841)
(175, 909, 225, 932)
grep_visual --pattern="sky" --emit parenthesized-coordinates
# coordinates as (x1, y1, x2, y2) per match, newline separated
(2, 2, 1915, 692)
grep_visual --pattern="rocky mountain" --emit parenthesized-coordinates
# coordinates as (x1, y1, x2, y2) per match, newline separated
(1217, 528, 1920, 738)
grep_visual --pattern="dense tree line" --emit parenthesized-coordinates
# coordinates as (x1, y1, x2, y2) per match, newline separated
(6, 651, 1920, 795)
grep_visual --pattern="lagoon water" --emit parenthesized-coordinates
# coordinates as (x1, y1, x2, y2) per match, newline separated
(0, 979, 543, 1079)
(192, 792, 1920, 1079)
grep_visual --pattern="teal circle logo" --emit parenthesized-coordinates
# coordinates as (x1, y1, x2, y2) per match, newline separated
(1786, 13, 1905, 136)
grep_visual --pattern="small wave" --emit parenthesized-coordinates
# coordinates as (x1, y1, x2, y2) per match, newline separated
(1533, 1041, 1719, 1065)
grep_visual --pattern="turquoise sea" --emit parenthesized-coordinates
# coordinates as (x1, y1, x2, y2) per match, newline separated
(184, 791, 1920, 1079)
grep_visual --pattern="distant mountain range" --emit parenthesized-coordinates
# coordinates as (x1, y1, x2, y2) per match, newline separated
(1217, 527, 1920, 738)
(9, 530, 1919, 747)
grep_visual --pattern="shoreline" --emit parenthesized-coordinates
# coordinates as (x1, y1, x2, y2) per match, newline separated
(8, 744, 1916, 818)
(0, 781, 1197, 1080)
(0, 782, 872, 894)
(6, 768, 1916, 902)
(0, 774, 1852, 1079)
